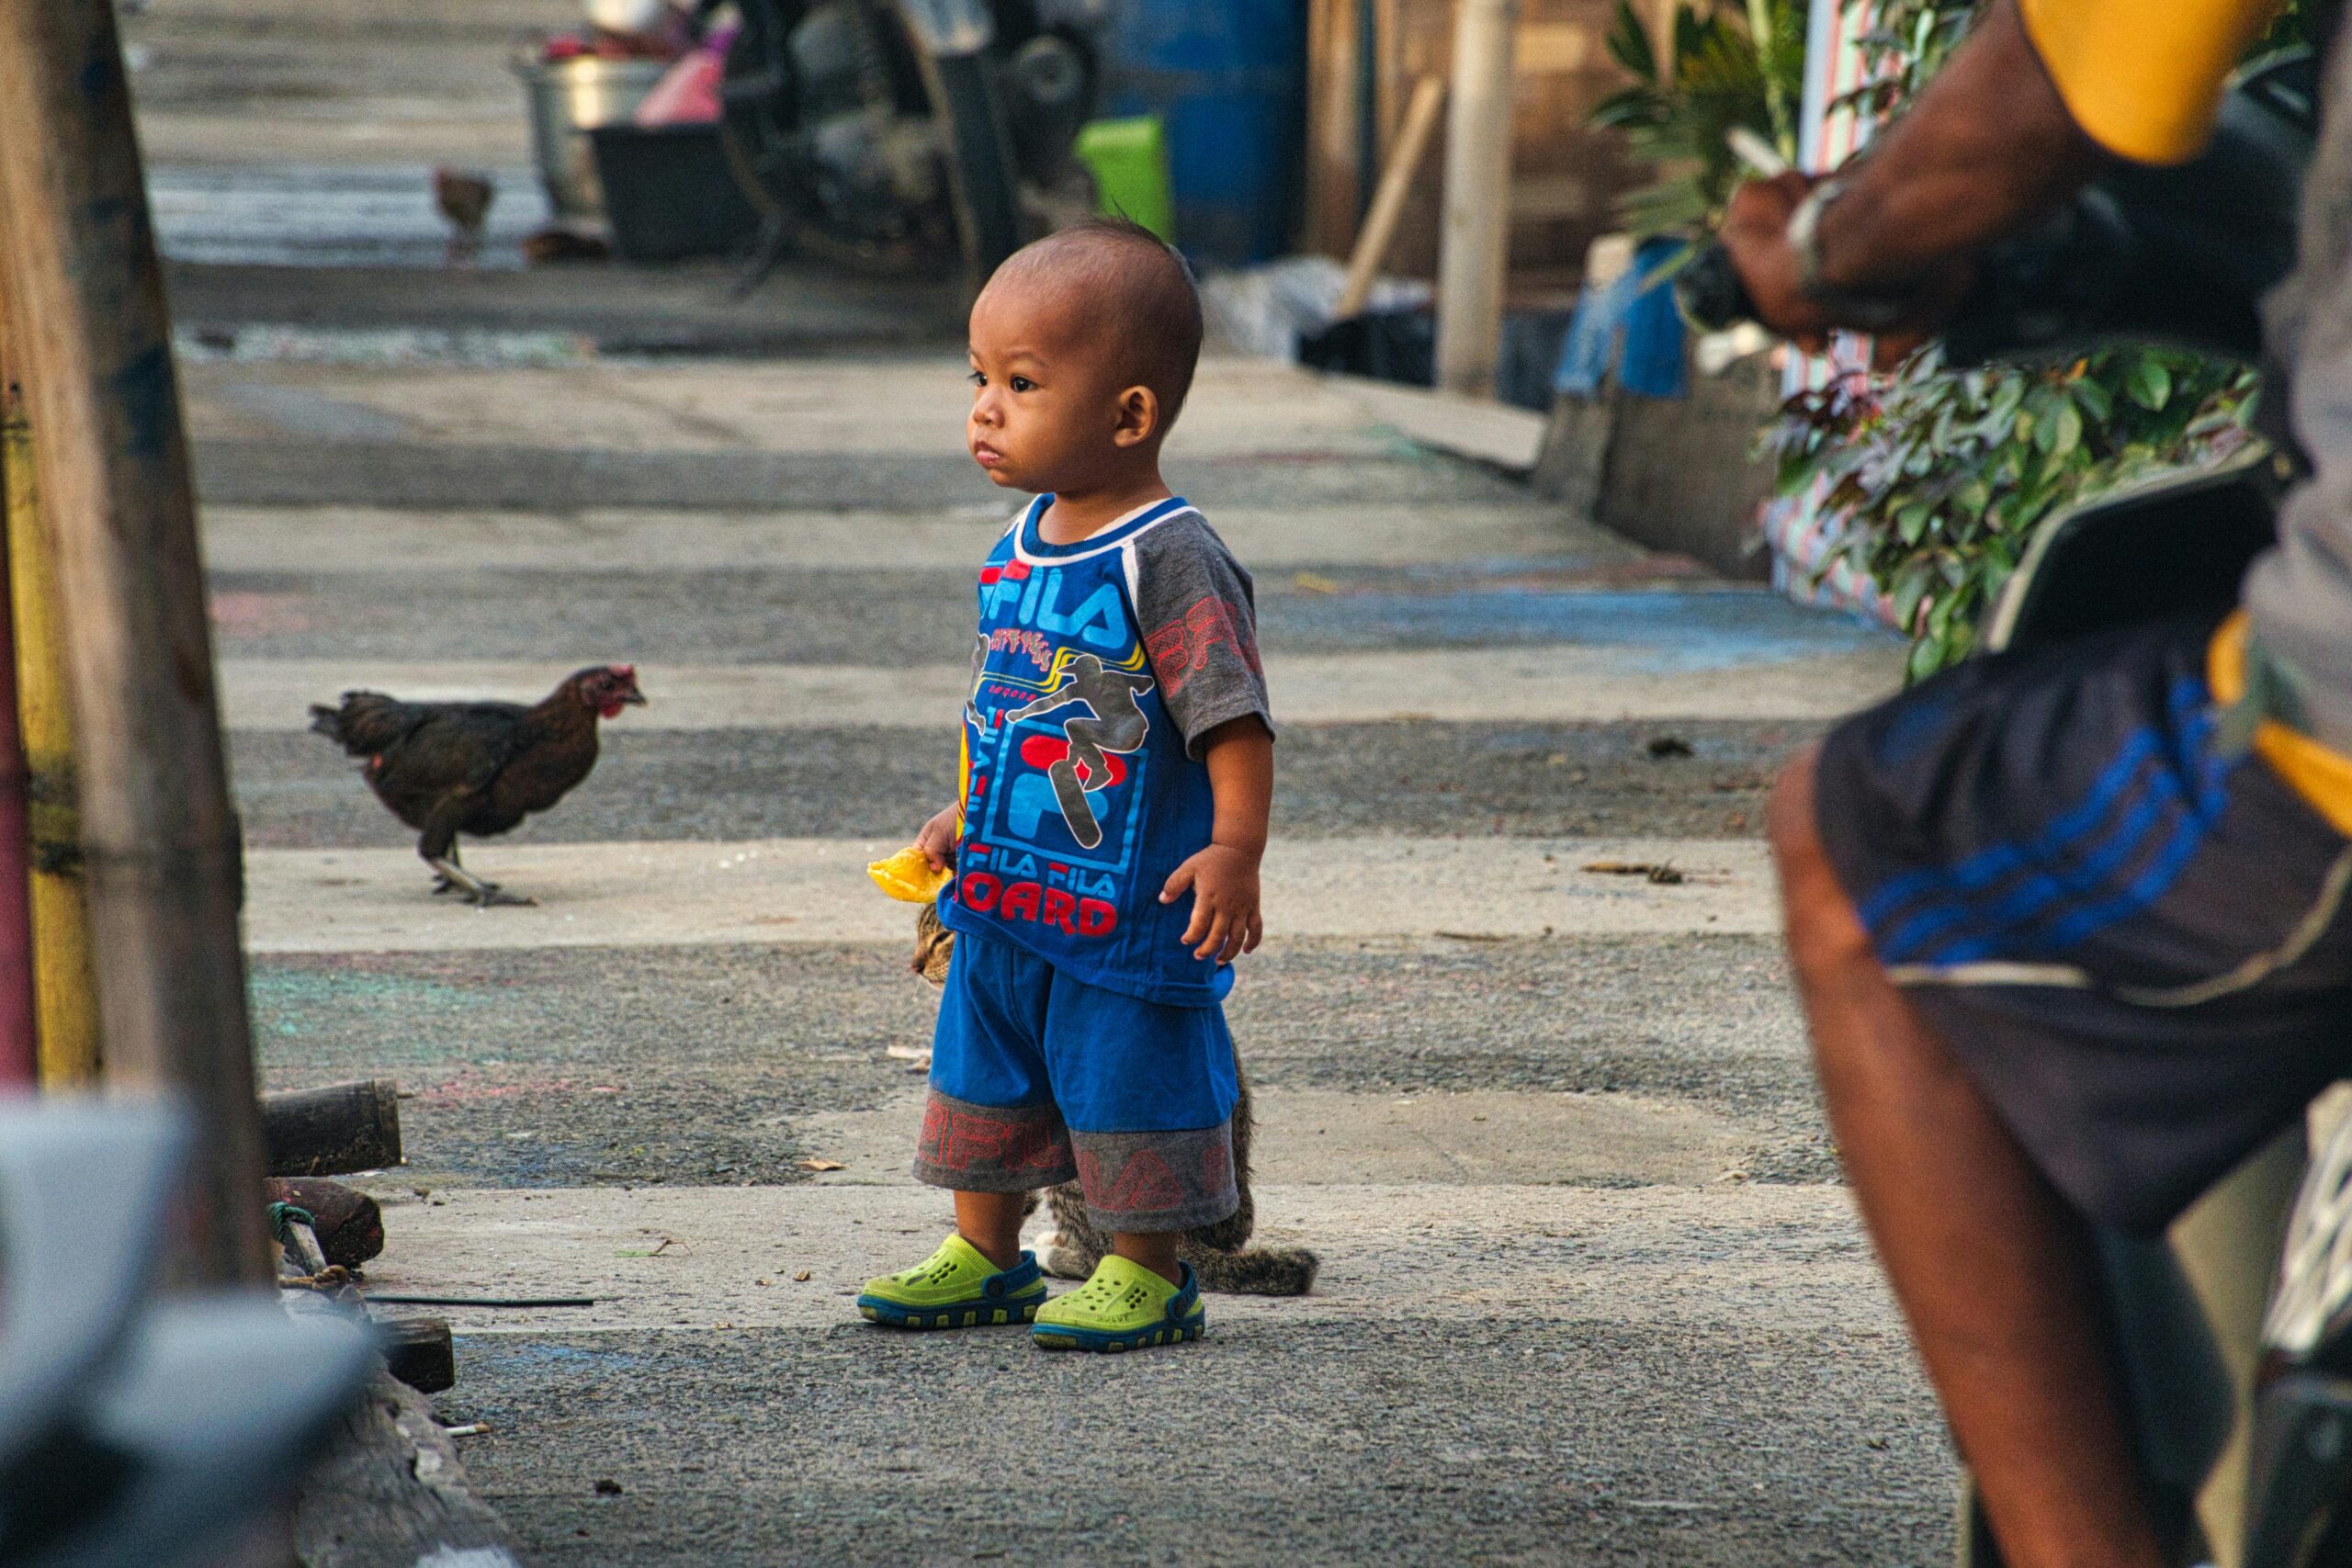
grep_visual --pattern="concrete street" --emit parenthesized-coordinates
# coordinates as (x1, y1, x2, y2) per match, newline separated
(130, 4, 1951, 1561)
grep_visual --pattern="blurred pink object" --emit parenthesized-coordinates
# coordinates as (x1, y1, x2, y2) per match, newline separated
(633, 39, 726, 126)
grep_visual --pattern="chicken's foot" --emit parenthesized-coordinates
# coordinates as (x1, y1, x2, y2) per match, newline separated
(427, 856, 536, 908)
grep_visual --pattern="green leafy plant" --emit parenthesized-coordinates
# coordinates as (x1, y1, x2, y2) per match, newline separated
(1836, 0, 1973, 117)
(1767, 0, 2271, 675)
(1592, 0, 1805, 239)
(1770, 348, 2258, 680)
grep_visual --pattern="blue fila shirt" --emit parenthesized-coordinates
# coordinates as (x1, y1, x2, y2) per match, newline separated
(942, 493, 1273, 1007)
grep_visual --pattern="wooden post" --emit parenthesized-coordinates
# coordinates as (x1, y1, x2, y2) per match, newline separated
(0, 364, 100, 1089)
(1336, 74, 1447, 321)
(1434, 0, 1520, 398)
(1354, 0, 1382, 225)
(0, 0, 267, 1280)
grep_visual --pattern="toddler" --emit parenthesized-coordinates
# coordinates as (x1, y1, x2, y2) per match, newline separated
(856, 219, 1274, 1352)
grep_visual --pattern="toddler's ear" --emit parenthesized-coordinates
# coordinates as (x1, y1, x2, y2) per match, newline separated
(1113, 384, 1160, 448)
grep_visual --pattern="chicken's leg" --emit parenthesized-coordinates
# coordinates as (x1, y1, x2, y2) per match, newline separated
(427, 855, 535, 908)
(420, 809, 534, 908)
(431, 843, 465, 896)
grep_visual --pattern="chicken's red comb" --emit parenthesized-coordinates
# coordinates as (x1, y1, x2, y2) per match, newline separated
(612, 663, 637, 678)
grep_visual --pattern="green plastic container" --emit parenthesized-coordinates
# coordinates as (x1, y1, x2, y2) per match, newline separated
(1073, 116, 1176, 243)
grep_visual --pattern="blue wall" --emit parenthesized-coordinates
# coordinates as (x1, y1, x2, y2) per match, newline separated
(1096, 0, 1308, 266)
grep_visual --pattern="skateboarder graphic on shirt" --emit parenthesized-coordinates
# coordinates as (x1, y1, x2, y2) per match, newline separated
(1002, 653, 1153, 850)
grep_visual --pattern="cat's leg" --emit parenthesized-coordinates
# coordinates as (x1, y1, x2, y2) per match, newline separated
(1030, 1181, 1102, 1279)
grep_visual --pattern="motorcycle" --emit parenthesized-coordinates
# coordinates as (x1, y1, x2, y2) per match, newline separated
(1681, 47, 2352, 1568)
(717, 0, 1108, 295)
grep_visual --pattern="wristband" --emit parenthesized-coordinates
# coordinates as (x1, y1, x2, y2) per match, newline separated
(1785, 176, 1928, 332)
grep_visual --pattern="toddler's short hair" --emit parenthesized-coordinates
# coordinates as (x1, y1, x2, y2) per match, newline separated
(989, 217, 1204, 427)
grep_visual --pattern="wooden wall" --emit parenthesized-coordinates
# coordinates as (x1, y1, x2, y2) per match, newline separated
(1306, 0, 1644, 292)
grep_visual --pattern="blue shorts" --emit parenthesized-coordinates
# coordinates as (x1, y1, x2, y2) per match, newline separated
(913, 925, 1240, 1232)
(1816, 612, 2352, 1234)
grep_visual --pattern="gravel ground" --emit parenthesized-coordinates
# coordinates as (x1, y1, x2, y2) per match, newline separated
(253, 935, 1829, 1189)
(436, 1319, 1948, 1567)
(208, 567, 1882, 666)
(232, 720, 1808, 848)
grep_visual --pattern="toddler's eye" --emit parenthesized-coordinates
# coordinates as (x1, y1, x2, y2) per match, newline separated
(968, 370, 986, 388)
(1010, 376, 1035, 392)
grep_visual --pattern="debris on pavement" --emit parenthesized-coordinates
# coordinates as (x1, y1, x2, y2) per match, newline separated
(797, 1156, 847, 1172)
(1582, 861, 1687, 885)
(265, 1175, 385, 1266)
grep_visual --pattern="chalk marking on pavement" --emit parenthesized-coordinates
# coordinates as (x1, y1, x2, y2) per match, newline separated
(243, 836, 1778, 953)
(226, 647, 1899, 731)
(356, 1182, 1885, 1336)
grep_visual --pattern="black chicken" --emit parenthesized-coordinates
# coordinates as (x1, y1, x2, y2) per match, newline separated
(309, 665, 646, 906)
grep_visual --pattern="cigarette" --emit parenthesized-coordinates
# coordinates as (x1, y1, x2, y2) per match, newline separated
(1727, 128, 1790, 178)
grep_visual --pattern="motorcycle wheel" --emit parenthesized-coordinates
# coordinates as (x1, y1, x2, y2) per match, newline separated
(909, 41, 1025, 294)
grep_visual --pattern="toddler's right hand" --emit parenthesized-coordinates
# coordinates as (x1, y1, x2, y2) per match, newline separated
(915, 805, 961, 870)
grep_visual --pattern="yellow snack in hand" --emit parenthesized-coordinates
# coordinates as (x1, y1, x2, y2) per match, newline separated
(867, 844, 952, 903)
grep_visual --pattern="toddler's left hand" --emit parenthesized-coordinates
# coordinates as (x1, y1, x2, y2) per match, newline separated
(1160, 843, 1263, 964)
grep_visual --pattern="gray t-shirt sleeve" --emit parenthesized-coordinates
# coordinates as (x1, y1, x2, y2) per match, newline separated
(1130, 513, 1275, 759)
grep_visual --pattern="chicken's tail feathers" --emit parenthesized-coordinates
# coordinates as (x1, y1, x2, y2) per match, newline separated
(311, 690, 410, 754)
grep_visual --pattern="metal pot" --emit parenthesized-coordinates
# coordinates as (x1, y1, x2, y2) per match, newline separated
(513, 54, 669, 220)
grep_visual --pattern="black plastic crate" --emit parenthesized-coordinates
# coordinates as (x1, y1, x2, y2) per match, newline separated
(588, 123, 762, 264)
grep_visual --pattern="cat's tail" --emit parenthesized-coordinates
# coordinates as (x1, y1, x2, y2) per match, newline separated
(1183, 1244, 1319, 1296)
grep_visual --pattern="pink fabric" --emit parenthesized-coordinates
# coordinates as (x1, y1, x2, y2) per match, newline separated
(633, 45, 724, 126)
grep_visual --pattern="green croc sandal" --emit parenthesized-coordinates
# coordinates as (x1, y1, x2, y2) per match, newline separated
(857, 1235, 1048, 1329)
(1032, 1256, 1204, 1352)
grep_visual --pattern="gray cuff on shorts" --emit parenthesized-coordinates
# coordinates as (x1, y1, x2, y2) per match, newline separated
(912, 1089, 1079, 1192)
(1072, 1122, 1240, 1233)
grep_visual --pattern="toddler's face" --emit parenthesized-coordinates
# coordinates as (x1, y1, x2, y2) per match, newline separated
(966, 278, 1138, 496)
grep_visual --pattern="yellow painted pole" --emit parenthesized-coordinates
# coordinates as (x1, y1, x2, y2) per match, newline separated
(0, 364, 100, 1087)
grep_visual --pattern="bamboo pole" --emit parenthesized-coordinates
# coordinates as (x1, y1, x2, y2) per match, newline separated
(1337, 73, 1447, 321)
(0, 407, 30, 1090)
(0, 0, 267, 1280)
(1434, 0, 1520, 397)
(1, 364, 99, 1089)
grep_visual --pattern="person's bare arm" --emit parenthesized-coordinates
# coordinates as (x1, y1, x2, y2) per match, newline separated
(1723, 0, 2106, 348)
(1160, 716, 1272, 964)
(916, 803, 960, 868)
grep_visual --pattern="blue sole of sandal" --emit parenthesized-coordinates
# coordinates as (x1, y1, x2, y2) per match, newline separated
(856, 1294, 1046, 1329)
(1032, 1314, 1205, 1352)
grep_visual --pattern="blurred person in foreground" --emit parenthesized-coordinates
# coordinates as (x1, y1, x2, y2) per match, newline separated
(1720, 0, 2350, 1562)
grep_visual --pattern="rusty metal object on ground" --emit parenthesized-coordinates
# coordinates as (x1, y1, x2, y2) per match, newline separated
(265, 1176, 385, 1267)
(263, 1079, 404, 1177)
